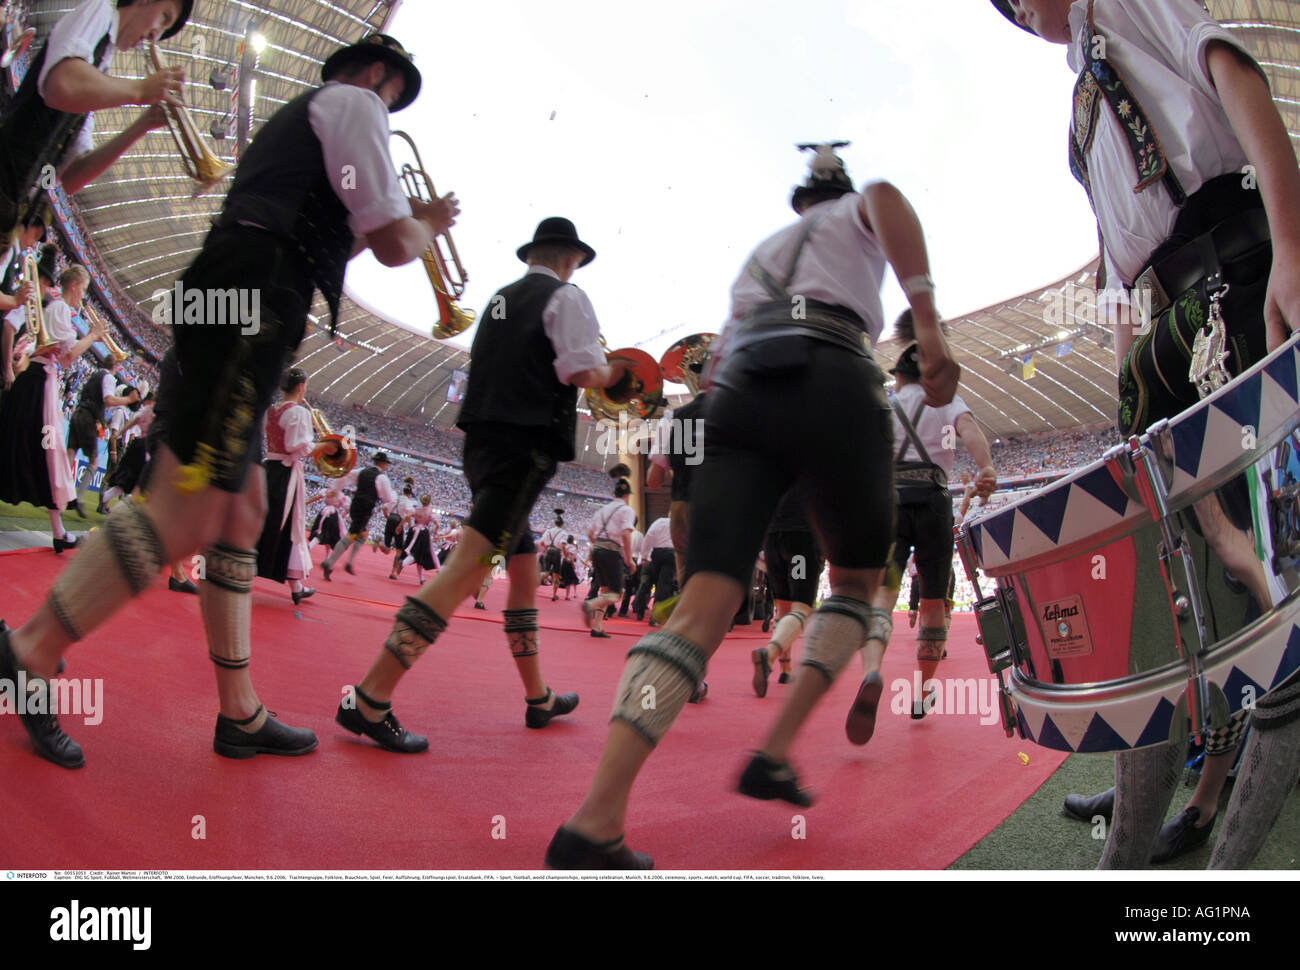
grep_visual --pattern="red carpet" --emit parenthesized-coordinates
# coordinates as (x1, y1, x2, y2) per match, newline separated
(0, 545, 1065, 870)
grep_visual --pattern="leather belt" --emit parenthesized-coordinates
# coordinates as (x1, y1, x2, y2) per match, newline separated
(728, 301, 872, 358)
(1132, 209, 1270, 323)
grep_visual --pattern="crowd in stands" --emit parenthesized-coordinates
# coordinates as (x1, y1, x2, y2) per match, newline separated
(951, 426, 1120, 482)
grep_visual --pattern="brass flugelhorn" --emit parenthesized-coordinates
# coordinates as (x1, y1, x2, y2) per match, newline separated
(16, 250, 56, 371)
(310, 408, 357, 479)
(149, 41, 235, 194)
(390, 130, 475, 339)
(83, 302, 129, 363)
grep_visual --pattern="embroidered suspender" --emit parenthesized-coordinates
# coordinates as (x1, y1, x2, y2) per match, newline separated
(1069, 0, 1188, 284)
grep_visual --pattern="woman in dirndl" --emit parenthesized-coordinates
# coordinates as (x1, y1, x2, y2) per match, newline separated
(0, 264, 103, 553)
(255, 368, 332, 605)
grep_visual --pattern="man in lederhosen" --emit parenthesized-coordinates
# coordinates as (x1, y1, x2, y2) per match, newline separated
(334, 217, 630, 752)
(547, 146, 961, 868)
(321, 451, 396, 580)
(843, 330, 994, 745)
(0, 32, 458, 768)
(993, 0, 1300, 868)
(66, 357, 137, 516)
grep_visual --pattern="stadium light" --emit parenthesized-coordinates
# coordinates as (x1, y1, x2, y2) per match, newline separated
(250, 32, 268, 54)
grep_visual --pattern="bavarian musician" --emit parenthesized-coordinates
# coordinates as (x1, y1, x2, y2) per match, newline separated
(321, 451, 396, 580)
(548, 147, 962, 868)
(0, 0, 193, 236)
(66, 355, 137, 518)
(843, 326, 994, 745)
(255, 368, 334, 605)
(335, 217, 629, 754)
(0, 264, 106, 555)
(0, 33, 458, 769)
(993, 0, 1300, 869)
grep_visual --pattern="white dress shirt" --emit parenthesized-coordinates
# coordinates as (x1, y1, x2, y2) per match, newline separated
(1066, 0, 1258, 285)
(527, 265, 607, 384)
(642, 516, 672, 557)
(891, 382, 972, 478)
(38, 0, 119, 165)
(590, 499, 636, 546)
(728, 192, 889, 343)
(309, 82, 412, 238)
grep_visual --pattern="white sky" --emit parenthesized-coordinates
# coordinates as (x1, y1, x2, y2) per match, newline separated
(344, 0, 1100, 374)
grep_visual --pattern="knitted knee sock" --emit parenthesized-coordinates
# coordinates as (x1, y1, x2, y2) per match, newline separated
(1098, 742, 1183, 869)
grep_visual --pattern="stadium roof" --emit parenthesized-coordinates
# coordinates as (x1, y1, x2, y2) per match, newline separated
(32, 0, 1300, 439)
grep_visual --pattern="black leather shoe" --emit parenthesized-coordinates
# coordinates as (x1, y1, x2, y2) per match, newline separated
(344, 563, 355, 575)
(845, 671, 884, 746)
(321, 562, 333, 582)
(689, 681, 708, 704)
(911, 684, 937, 720)
(168, 576, 198, 594)
(525, 689, 579, 729)
(590, 629, 611, 639)
(1150, 806, 1216, 863)
(545, 826, 653, 869)
(71, 498, 87, 519)
(474, 601, 486, 610)
(213, 708, 318, 759)
(1062, 787, 1115, 823)
(737, 751, 812, 806)
(777, 672, 791, 684)
(0, 621, 85, 768)
(751, 647, 771, 698)
(291, 587, 315, 605)
(335, 702, 428, 753)
(52, 534, 79, 554)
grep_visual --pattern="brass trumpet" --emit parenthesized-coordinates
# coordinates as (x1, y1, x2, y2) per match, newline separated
(13, 250, 54, 373)
(83, 302, 129, 363)
(391, 130, 475, 339)
(310, 408, 357, 479)
(659, 332, 717, 398)
(149, 41, 235, 194)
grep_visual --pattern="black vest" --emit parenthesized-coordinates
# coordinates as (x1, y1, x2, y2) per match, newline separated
(215, 87, 353, 331)
(76, 368, 111, 422)
(355, 466, 381, 505)
(456, 273, 579, 461)
(0, 36, 110, 233)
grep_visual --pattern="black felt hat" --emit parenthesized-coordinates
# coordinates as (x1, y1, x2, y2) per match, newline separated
(321, 33, 422, 112)
(372, 451, 390, 464)
(991, 1, 1035, 34)
(119, 0, 194, 41)
(890, 343, 921, 379)
(517, 217, 596, 266)
(790, 143, 855, 213)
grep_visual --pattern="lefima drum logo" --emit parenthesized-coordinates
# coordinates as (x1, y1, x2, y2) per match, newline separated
(1039, 595, 1093, 659)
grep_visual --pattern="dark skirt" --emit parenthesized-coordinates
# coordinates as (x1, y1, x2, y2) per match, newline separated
(256, 460, 296, 583)
(0, 363, 57, 509)
(105, 437, 148, 494)
(408, 528, 437, 569)
(383, 512, 402, 549)
(310, 508, 342, 548)
(560, 559, 579, 588)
